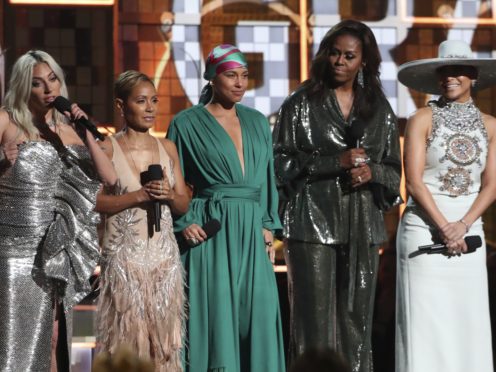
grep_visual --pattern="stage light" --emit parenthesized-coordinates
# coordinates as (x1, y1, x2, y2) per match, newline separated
(9, 0, 114, 5)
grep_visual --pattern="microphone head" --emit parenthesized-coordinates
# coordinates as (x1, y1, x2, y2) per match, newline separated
(349, 120, 366, 141)
(203, 219, 221, 238)
(52, 96, 72, 113)
(147, 164, 163, 181)
(140, 164, 162, 185)
(465, 235, 482, 252)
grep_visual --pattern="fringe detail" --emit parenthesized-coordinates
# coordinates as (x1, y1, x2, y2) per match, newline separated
(96, 243, 185, 372)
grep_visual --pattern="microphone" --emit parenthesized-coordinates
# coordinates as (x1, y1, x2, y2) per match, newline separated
(418, 235, 482, 253)
(348, 119, 366, 148)
(140, 164, 163, 232)
(186, 219, 221, 247)
(52, 96, 104, 141)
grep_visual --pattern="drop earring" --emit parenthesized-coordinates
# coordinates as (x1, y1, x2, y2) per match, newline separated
(357, 69, 364, 88)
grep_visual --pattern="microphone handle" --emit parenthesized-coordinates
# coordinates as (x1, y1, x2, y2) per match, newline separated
(154, 201, 161, 232)
(418, 242, 446, 251)
(76, 118, 105, 141)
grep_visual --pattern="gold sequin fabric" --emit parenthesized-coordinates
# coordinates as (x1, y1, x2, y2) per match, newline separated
(425, 98, 487, 196)
(0, 141, 101, 371)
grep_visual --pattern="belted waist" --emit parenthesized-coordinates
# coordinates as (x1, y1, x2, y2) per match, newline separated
(197, 184, 261, 203)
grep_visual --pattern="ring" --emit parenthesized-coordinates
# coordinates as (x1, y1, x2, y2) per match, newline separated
(265, 241, 273, 247)
(188, 237, 199, 245)
(357, 175, 362, 183)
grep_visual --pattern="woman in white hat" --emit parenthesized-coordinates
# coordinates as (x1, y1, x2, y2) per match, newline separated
(396, 39, 496, 372)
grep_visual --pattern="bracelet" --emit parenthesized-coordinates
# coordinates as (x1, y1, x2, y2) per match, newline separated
(458, 218, 471, 233)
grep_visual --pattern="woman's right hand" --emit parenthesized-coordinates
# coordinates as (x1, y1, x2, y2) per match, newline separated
(446, 237, 468, 255)
(1, 142, 20, 166)
(339, 148, 369, 170)
(182, 224, 208, 245)
(439, 222, 466, 245)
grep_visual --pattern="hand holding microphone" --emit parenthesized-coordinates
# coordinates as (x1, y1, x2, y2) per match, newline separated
(343, 119, 371, 187)
(52, 96, 104, 141)
(182, 219, 221, 247)
(418, 235, 482, 255)
(140, 164, 164, 232)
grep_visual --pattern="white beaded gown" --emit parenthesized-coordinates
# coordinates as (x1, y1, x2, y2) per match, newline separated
(96, 136, 185, 372)
(396, 98, 493, 372)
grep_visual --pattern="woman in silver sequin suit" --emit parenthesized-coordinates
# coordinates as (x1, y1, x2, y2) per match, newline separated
(0, 50, 117, 371)
(94, 71, 189, 372)
(396, 40, 496, 372)
(273, 20, 402, 372)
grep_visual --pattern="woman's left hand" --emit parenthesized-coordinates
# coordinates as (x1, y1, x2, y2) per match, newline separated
(349, 163, 372, 188)
(263, 229, 275, 263)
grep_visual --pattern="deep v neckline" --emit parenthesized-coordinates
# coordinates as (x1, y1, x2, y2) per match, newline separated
(112, 135, 161, 186)
(202, 105, 246, 178)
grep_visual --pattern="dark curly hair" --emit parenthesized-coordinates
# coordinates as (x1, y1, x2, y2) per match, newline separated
(303, 19, 385, 120)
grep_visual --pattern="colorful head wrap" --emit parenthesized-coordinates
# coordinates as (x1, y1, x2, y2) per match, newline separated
(203, 44, 248, 81)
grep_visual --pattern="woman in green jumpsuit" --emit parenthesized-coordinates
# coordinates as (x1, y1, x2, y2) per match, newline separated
(167, 44, 285, 372)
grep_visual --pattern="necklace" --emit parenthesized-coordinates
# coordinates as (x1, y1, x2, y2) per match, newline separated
(121, 131, 157, 175)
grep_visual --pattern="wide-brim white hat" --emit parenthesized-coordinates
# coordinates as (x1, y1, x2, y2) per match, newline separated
(397, 39, 496, 95)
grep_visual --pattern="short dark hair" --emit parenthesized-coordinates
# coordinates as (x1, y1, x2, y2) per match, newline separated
(114, 70, 155, 101)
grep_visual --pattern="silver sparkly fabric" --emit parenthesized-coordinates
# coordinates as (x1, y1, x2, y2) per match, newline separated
(0, 141, 101, 371)
(426, 98, 487, 196)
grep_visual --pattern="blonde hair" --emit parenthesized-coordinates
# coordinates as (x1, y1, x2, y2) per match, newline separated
(114, 70, 155, 101)
(3, 50, 69, 139)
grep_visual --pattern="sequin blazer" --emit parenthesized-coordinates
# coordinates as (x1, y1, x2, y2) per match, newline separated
(273, 87, 402, 245)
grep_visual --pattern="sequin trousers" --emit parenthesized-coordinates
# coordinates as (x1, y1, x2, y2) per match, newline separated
(95, 136, 185, 372)
(396, 98, 493, 372)
(0, 142, 101, 372)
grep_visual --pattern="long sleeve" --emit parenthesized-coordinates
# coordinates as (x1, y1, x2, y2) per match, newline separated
(273, 93, 343, 201)
(166, 118, 202, 232)
(260, 121, 283, 233)
(368, 109, 403, 211)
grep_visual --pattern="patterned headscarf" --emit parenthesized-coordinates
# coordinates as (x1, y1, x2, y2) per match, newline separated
(203, 44, 248, 81)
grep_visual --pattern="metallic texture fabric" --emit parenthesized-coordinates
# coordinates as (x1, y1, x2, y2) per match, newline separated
(426, 98, 487, 196)
(285, 241, 379, 372)
(273, 88, 402, 372)
(0, 141, 101, 371)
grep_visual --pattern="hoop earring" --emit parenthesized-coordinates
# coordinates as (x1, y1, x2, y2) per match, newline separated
(357, 69, 364, 88)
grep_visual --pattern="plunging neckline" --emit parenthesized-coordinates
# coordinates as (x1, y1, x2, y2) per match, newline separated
(202, 105, 246, 178)
(113, 135, 161, 185)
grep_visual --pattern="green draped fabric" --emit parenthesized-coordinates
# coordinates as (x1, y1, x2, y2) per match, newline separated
(167, 104, 285, 372)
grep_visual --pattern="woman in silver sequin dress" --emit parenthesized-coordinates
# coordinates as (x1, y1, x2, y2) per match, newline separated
(396, 40, 496, 372)
(0, 50, 117, 371)
(94, 71, 189, 372)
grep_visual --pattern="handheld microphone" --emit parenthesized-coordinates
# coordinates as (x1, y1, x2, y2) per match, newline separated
(52, 96, 104, 141)
(186, 219, 221, 247)
(418, 235, 482, 253)
(140, 164, 163, 232)
(348, 119, 366, 148)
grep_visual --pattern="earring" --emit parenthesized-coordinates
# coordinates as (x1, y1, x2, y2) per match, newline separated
(471, 80, 477, 88)
(357, 69, 364, 88)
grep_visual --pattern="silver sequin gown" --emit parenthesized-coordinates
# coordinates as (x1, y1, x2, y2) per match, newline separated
(396, 98, 493, 372)
(0, 141, 101, 372)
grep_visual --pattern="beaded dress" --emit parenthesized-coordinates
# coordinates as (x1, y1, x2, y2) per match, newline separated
(0, 141, 101, 371)
(396, 98, 493, 372)
(96, 136, 184, 372)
